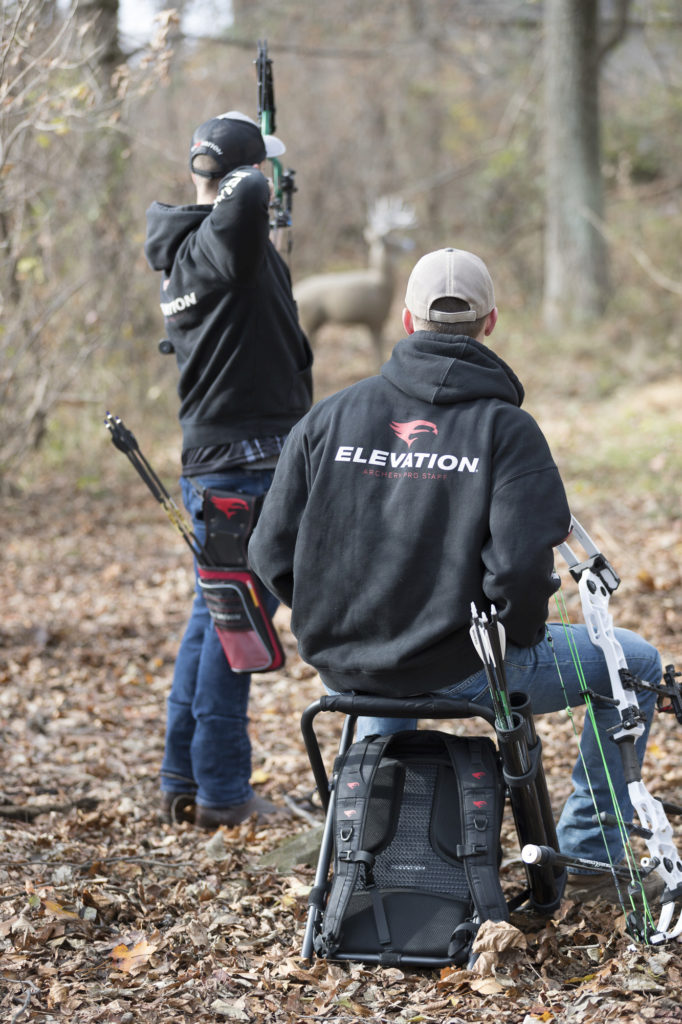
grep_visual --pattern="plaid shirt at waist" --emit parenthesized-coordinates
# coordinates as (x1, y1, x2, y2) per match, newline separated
(182, 436, 287, 477)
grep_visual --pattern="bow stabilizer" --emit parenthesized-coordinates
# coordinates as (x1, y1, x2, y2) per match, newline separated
(104, 412, 208, 564)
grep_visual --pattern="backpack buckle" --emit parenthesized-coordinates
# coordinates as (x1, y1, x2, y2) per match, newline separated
(456, 842, 488, 858)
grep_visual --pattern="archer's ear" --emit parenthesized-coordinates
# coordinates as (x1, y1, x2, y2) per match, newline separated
(402, 307, 415, 335)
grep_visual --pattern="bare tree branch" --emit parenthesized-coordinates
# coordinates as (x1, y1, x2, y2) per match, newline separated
(582, 205, 682, 298)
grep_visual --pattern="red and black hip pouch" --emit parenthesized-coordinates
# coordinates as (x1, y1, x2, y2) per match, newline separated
(196, 487, 284, 674)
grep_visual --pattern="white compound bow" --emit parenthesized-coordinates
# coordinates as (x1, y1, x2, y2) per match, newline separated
(523, 516, 682, 943)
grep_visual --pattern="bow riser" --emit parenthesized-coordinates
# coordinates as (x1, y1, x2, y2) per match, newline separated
(574, 572, 645, 742)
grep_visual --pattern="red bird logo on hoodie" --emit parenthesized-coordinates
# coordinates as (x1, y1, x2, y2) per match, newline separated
(390, 419, 439, 448)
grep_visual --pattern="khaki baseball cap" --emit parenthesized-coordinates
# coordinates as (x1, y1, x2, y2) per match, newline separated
(405, 247, 495, 323)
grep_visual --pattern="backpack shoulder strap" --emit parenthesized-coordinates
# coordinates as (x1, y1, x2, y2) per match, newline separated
(316, 733, 396, 956)
(446, 735, 509, 925)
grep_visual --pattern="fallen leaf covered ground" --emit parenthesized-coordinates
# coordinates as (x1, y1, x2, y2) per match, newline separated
(1, 379, 681, 1022)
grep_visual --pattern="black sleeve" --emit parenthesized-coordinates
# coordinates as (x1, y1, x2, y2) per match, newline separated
(195, 166, 271, 282)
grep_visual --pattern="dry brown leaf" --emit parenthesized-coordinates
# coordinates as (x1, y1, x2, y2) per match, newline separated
(469, 975, 506, 995)
(437, 966, 472, 991)
(205, 828, 230, 861)
(42, 898, 81, 920)
(637, 569, 656, 591)
(211, 996, 250, 1020)
(46, 981, 71, 1008)
(109, 937, 157, 974)
(472, 919, 528, 953)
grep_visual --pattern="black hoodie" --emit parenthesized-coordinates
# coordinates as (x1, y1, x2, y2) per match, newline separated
(144, 166, 313, 451)
(248, 331, 571, 697)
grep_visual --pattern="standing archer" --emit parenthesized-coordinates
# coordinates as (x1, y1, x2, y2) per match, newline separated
(144, 109, 312, 829)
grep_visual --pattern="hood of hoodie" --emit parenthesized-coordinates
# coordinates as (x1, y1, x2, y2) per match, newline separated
(381, 330, 525, 408)
(144, 201, 211, 273)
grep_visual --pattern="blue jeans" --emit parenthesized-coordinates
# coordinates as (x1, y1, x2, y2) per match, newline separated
(349, 623, 661, 864)
(161, 469, 276, 808)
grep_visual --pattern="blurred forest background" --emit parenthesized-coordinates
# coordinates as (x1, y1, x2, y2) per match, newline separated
(1, 0, 681, 505)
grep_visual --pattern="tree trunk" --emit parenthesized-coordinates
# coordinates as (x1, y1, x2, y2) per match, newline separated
(543, 0, 609, 330)
(77, 0, 122, 81)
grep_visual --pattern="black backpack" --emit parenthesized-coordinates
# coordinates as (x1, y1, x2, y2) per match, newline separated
(314, 729, 509, 967)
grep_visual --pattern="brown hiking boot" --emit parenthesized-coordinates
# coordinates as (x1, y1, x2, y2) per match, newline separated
(160, 791, 196, 825)
(195, 795, 288, 830)
(565, 867, 665, 905)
